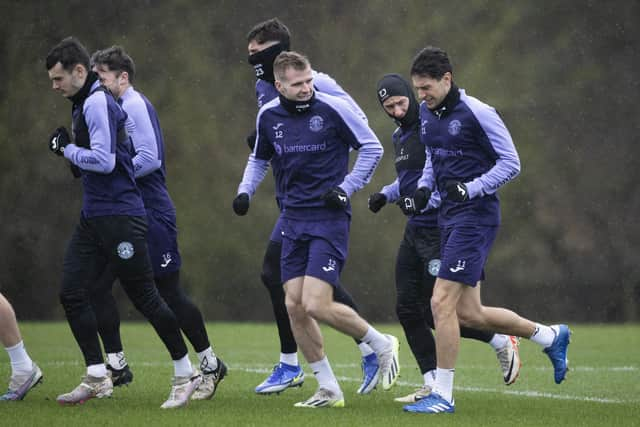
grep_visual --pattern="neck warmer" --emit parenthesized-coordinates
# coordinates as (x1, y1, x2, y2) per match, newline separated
(68, 71, 99, 105)
(248, 42, 288, 83)
(279, 91, 315, 115)
(431, 82, 460, 115)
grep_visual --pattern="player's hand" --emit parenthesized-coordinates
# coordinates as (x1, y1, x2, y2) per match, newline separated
(413, 187, 431, 211)
(69, 163, 81, 178)
(49, 127, 70, 156)
(246, 129, 257, 151)
(233, 193, 250, 215)
(445, 181, 469, 202)
(396, 196, 417, 215)
(368, 193, 387, 213)
(321, 187, 349, 210)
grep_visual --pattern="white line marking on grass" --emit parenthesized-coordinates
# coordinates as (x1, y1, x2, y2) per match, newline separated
(36, 361, 637, 404)
(331, 363, 639, 372)
(329, 377, 633, 405)
(454, 386, 628, 404)
(232, 364, 638, 405)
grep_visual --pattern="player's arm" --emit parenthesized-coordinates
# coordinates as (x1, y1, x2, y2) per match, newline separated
(125, 96, 161, 178)
(416, 146, 436, 193)
(410, 147, 437, 210)
(234, 110, 274, 215)
(327, 96, 383, 197)
(464, 107, 520, 199)
(380, 179, 400, 203)
(237, 154, 270, 198)
(368, 178, 399, 214)
(313, 72, 368, 123)
(63, 92, 116, 174)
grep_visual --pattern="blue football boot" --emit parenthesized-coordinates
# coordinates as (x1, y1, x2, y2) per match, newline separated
(543, 324, 571, 384)
(356, 353, 379, 394)
(403, 392, 455, 414)
(255, 362, 304, 394)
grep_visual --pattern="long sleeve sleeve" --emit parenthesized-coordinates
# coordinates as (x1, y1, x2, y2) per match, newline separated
(124, 96, 162, 178)
(465, 106, 520, 199)
(64, 92, 116, 174)
(237, 153, 270, 197)
(416, 146, 436, 191)
(380, 178, 400, 202)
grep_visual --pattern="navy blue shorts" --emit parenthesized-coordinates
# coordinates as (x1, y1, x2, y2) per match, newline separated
(280, 217, 349, 287)
(269, 215, 284, 243)
(146, 209, 181, 276)
(438, 225, 498, 286)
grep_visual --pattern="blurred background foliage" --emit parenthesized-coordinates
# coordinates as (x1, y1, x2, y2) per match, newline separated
(1, 0, 638, 322)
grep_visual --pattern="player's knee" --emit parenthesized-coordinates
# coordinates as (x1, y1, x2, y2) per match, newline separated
(396, 302, 423, 323)
(456, 308, 483, 329)
(130, 288, 165, 317)
(157, 284, 184, 309)
(59, 287, 88, 315)
(302, 299, 328, 321)
(431, 293, 455, 321)
(285, 297, 303, 318)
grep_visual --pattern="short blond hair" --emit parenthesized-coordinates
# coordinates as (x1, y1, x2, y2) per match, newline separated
(273, 51, 310, 82)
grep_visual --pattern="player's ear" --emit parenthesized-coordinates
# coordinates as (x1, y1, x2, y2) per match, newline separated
(74, 63, 87, 79)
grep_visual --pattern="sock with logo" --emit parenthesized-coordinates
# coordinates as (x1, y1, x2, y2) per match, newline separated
(424, 369, 436, 389)
(106, 351, 128, 370)
(309, 356, 341, 395)
(529, 324, 557, 348)
(197, 346, 218, 373)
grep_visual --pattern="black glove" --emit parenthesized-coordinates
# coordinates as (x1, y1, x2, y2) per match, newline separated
(445, 181, 469, 202)
(49, 127, 70, 156)
(69, 162, 81, 178)
(233, 193, 250, 215)
(397, 196, 417, 215)
(246, 129, 257, 151)
(321, 187, 349, 210)
(413, 187, 431, 212)
(368, 193, 387, 213)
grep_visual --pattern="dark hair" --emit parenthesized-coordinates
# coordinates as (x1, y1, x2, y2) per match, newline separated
(91, 45, 136, 83)
(273, 51, 309, 81)
(410, 46, 453, 79)
(247, 17, 291, 47)
(45, 37, 91, 72)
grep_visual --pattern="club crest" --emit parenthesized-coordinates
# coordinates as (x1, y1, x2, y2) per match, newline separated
(448, 119, 462, 136)
(427, 259, 441, 276)
(117, 242, 134, 260)
(309, 115, 324, 132)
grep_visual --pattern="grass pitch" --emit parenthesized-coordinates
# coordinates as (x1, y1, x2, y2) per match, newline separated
(1, 322, 638, 426)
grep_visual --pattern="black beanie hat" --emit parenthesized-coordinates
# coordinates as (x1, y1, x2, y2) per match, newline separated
(376, 73, 419, 129)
